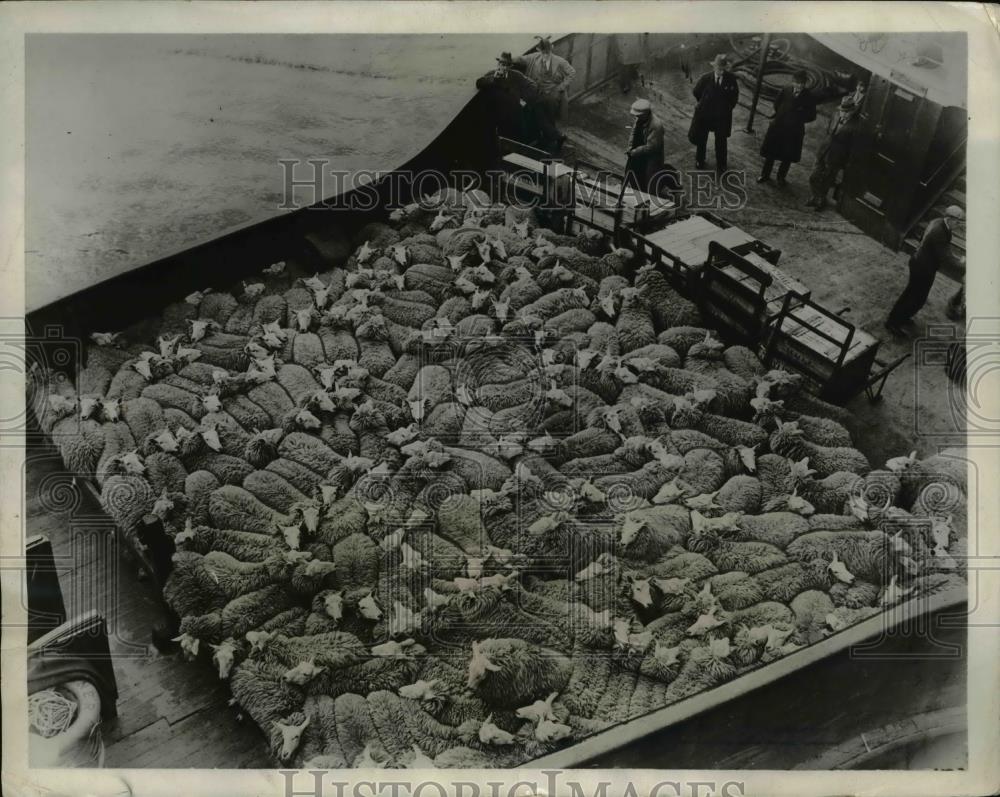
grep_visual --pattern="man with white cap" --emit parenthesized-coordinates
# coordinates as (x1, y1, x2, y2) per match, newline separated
(624, 98, 666, 195)
(687, 53, 740, 175)
(886, 205, 965, 334)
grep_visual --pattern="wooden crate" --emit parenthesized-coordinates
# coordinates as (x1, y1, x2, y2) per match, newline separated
(572, 167, 675, 232)
(764, 295, 881, 402)
(699, 241, 810, 343)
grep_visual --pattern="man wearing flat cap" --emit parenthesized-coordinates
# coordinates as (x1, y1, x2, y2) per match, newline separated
(688, 53, 740, 175)
(476, 52, 540, 143)
(626, 99, 662, 190)
(625, 99, 679, 199)
(806, 95, 860, 211)
(886, 205, 965, 334)
(512, 37, 577, 152)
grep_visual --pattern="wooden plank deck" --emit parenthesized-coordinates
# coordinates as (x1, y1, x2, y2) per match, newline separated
(25, 440, 269, 768)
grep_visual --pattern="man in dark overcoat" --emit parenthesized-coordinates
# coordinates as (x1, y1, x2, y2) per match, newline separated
(806, 95, 860, 210)
(476, 52, 540, 144)
(757, 70, 817, 185)
(688, 53, 740, 175)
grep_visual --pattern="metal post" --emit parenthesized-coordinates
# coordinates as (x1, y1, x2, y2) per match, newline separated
(744, 33, 772, 133)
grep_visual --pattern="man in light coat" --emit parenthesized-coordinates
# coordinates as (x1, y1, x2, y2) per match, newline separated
(513, 36, 577, 152)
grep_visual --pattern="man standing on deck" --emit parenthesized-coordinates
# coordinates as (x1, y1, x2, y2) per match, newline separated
(757, 70, 817, 186)
(805, 96, 859, 211)
(513, 36, 576, 153)
(476, 52, 540, 144)
(688, 53, 740, 176)
(886, 205, 965, 335)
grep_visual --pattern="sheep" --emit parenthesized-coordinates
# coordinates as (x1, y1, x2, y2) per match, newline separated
(177, 584, 297, 653)
(618, 504, 691, 563)
(465, 639, 572, 708)
(633, 267, 702, 330)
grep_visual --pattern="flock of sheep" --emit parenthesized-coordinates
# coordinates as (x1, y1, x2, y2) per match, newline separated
(33, 188, 968, 768)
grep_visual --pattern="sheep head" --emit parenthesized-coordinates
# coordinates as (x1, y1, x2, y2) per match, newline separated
(245, 629, 274, 655)
(886, 450, 918, 473)
(320, 590, 344, 621)
(101, 397, 122, 423)
(430, 209, 456, 232)
(388, 601, 419, 637)
(90, 331, 124, 347)
(188, 318, 215, 345)
(283, 659, 325, 687)
(356, 240, 375, 264)
(628, 575, 654, 608)
(490, 295, 511, 322)
(357, 591, 383, 621)
(173, 633, 200, 661)
(574, 478, 607, 504)
(470, 287, 491, 310)
(476, 239, 493, 265)
(479, 715, 516, 746)
(209, 639, 238, 680)
(515, 691, 557, 724)
(399, 679, 440, 702)
(619, 511, 647, 547)
(466, 640, 501, 688)
(79, 396, 101, 420)
(281, 524, 302, 550)
(653, 642, 682, 667)
(930, 514, 953, 552)
(371, 638, 416, 657)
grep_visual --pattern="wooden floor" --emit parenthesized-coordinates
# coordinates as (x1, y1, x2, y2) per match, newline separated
(25, 440, 269, 768)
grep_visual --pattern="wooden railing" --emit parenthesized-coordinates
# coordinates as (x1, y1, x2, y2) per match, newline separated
(899, 136, 967, 247)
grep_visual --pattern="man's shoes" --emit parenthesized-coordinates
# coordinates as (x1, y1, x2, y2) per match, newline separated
(884, 320, 906, 337)
(813, 200, 827, 212)
(804, 197, 818, 207)
(756, 175, 771, 183)
(776, 177, 788, 187)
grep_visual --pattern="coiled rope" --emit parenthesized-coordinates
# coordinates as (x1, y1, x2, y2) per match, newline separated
(28, 688, 78, 738)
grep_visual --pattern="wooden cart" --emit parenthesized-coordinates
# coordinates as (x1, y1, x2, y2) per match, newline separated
(763, 293, 911, 403)
(569, 158, 676, 239)
(620, 211, 782, 292)
(697, 239, 810, 343)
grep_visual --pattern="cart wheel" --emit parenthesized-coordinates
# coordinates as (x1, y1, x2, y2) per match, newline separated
(792, 706, 965, 770)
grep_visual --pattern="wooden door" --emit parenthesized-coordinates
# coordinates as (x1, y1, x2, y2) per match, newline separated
(840, 74, 941, 248)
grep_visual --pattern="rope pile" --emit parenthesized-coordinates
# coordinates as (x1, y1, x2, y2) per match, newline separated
(28, 688, 78, 739)
(727, 34, 851, 105)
